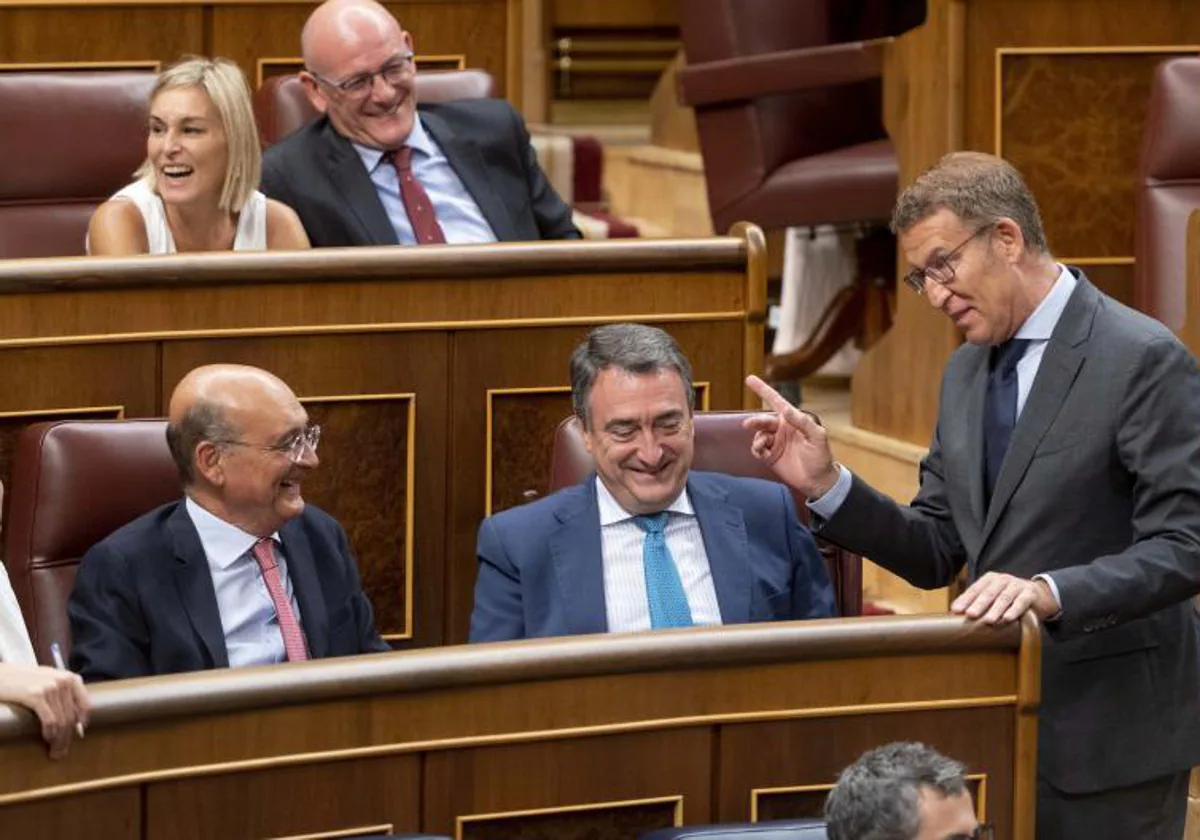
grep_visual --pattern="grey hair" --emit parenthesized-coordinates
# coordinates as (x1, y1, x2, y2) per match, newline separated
(165, 400, 238, 485)
(891, 151, 1048, 254)
(569, 323, 694, 428)
(825, 742, 969, 840)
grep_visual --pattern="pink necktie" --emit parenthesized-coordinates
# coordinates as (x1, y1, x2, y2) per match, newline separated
(252, 538, 309, 662)
(391, 146, 446, 245)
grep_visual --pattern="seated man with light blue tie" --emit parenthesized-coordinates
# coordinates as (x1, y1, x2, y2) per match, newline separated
(69, 364, 389, 681)
(261, 0, 580, 247)
(468, 323, 836, 642)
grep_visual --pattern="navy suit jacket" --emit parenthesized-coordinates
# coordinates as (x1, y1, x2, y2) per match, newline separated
(469, 471, 836, 642)
(68, 501, 390, 681)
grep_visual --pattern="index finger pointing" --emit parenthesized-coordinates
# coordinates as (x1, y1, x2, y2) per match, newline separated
(745, 375, 796, 416)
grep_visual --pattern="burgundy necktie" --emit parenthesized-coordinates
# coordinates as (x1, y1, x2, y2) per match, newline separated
(391, 146, 446, 245)
(252, 538, 309, 662)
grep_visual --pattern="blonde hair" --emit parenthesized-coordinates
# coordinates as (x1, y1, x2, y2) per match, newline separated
(135, 56, 260, 213)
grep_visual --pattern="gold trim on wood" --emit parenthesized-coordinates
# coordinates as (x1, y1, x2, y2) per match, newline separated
(483, 382, 713, 516)
(268, 825, 394, 840)
(0, 312, 749, 351)
(0, 60, 161, 72)
(0, 694, 1020, 807)
(298, 392, 416, 641)
(749, 774, 988, 823)
(1058, 257, 1135, 266)
(0, 405, 125, 420)
(455, 795, 683, 840)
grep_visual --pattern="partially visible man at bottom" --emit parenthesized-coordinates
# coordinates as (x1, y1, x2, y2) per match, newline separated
(69, 364, 389, 680)
(825, 742, 989, 840)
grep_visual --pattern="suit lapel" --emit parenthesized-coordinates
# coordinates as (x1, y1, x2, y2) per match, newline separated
(319, 119, 399, 246)
(549, 481, 608, 634)
(168, 505, 229, 669)
(420, 108, 520, 242)
(280, 519, 329, 659)
(981, 275, 1098, 547)
(962, 349, 990, 541)
(689, 475, 751, 624)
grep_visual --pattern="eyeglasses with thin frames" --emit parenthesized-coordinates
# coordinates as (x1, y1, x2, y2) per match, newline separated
(306, 52, 416, 99)
(902, 223, 995, 295)
(220, 425, 321, 464)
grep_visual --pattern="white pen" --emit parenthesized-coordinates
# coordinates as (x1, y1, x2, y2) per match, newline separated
(49, 642, 86, 739)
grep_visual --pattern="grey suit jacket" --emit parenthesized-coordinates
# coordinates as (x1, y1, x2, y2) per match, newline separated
(260, 99, 581, 247)
(820, 271, 1200, 794)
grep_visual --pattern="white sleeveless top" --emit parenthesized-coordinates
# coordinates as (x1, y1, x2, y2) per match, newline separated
(93, 179, 268, 254)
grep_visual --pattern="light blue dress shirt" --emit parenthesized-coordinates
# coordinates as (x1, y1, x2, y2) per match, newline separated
(184, 497, 303, 668)
(352, 116, 498, 246)
(808, 264, 1077, 607)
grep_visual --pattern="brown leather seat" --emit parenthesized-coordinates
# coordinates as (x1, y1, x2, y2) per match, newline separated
(1135, 56, 1200, 332)
(4, 420, 178, 665)
(254, 69, 496, 147)
(548, 412, 862, 617)
(0, 70, 156, 258)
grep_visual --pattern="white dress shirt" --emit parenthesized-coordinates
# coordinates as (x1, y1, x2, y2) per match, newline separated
(809, 264, 1077, 609)
(0, 564, 35, 665)
(185, 498, 303, 668)
(353, 115, 498, 246)
(596, 477, 723, 632)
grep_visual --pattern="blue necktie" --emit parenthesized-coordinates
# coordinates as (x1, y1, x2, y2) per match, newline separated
(633, 512, 694, 629)
(983, 338, 1031, 507)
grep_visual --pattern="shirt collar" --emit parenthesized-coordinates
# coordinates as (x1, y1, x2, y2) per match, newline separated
(1014, 263, 1076, 342)
(351, 115, 434, 174)
(594, 475, 694, 526)
(185, 496, 280, 570)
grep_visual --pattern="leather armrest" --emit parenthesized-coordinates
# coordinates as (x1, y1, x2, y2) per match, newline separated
(678, 39, 888, 108)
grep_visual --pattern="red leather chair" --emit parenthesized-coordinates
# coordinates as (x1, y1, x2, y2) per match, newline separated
(254, 69, 496, 147)
(1135, 56, 1200, 332)
(0, 70, 156, 258)
(548, 412, 862, 617)
(4, 420, 178, 665)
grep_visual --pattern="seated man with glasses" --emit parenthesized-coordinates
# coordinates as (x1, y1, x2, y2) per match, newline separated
(825, 742, 991, 840)
(261, 0, 580, 247)
(69, 364, 389, 681)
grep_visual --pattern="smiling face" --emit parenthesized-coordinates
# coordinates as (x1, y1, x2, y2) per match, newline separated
(900, 208, 1027, 346)
(302, 5, 417, 150)
(147, 86, 228, 208)
(582, 366, 694, 515)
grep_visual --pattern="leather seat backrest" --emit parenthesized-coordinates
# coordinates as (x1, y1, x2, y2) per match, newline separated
(4, 420, 179, 664)
(1135, 56, 1200, 332)
(254, 69, 496, 147)
(0, 70, 156, 258)
(549, 412, 862, 616)
(641, 819, 828, 840)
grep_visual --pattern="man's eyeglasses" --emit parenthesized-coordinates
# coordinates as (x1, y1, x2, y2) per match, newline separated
(902, 223, 994, 294)
(306, 52, 415, 99)
(220, 425, 321, 463)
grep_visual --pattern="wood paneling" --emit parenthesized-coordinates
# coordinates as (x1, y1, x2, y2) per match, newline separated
(0, 787, 140, 838)
(146, 755, 420, 840)
(488, 387, 572, 515)
(0, 7, 201, 67)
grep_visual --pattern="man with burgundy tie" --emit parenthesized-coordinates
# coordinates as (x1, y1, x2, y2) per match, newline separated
(68, 364, 389, 681)
(260, 0, 579, 248)
(467, 323, 836, 644)
(744, 153, 1200, 839)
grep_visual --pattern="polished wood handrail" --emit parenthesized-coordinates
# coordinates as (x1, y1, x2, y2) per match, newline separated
(0, 615, 1026, 739)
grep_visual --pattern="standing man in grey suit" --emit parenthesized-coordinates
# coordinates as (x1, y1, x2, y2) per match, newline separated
(261, 0, 580, 247)
(745, 152, 1200, 839)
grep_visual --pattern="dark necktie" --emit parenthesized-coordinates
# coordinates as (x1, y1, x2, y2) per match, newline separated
(390, 146, 446, 245)
(983, 338, 1031, 506)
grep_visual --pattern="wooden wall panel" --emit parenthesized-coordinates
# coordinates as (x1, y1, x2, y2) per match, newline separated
(0, 787, 140, 838)
(718, 707, 1014, 836)
(424, 729, 711, 838)
(0, 7, 201, 66)
(448, 320, 746, 644)
(487, 387, 572, 515)
(145, 754, 420, 840)
(160, 332, 449, 648)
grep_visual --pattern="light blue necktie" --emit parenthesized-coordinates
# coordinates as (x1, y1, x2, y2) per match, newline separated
(633, 512, 694, 629)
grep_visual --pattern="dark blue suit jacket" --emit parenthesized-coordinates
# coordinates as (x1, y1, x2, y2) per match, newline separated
(469, 471, 836, 642)
(68, 500, 389, 681)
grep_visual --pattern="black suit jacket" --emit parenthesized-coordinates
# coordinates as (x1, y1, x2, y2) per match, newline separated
(819, 272, 1200, 794)
(261, 99, 581, 247)
(68, 501, 390, 681)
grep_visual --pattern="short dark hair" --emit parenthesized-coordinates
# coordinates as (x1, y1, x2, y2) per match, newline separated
(825, 742, 969, 840)
(891, 151, 1048, 254)
(165, 401, 238, 485)
(569, 323, 694, 428)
